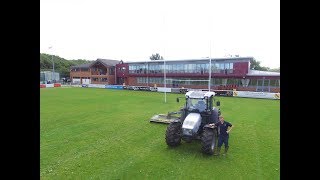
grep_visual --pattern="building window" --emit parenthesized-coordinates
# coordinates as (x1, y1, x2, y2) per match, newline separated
(220, 63, 225, 70)
(109, 67, 115, 75)
(225, 63, 230, 69)
(227, 78, 234, 84)
(212, 63, 220, 73)
(270, 79, 277, 87)
(213, 78, 222, 85)
(129, 64, 148, 74)
(127, 61, 239, 75)
(248, 79, 257, 86)
(137, 77, 148, 83)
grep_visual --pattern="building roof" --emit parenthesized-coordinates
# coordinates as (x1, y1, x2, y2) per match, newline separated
(247, 70, 280, 76)
(70, 63, 93, 68)
(70, 59, 120, 69)
(124, 57, 254, 64)
(94, 59, 120, 67)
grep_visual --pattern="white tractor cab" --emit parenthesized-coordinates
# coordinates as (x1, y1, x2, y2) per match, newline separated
(166, 91, 221, 155)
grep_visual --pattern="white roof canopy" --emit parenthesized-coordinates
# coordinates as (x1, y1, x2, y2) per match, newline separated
(247, 70, 280, 76)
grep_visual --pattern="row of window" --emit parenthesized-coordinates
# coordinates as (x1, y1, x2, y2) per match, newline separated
(92, 78, 108, 82)
(72, 77, 90, 79)
(129, 63, 234, 74)
(71, 67, 115, 75)
(249, 79, 280, 87)
(137, 77, 221, 85)
(73, 77, 108, 82)
(136, 77, 280, 87)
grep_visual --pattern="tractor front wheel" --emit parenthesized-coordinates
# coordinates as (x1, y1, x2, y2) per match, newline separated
(165, 122, 182, 146)
(201, 127, 218, 155)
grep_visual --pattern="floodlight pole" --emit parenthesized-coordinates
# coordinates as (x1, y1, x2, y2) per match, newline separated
(52, 54, 55, 82)
(209, 40, 211, 91)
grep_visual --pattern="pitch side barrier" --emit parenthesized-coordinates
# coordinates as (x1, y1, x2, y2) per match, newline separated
(81, 84, 124, 90)
(40, 83, 62, 88)
(233, 91, 280, 100)
(123, 86, 233, 96)
(80, 85, 280, 100)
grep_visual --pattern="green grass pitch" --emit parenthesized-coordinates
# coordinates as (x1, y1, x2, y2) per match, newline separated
(40, 88, 280, 179)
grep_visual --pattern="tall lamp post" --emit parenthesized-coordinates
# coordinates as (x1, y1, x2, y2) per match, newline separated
(49, 46, 54, 82)
(209, 40, 211, 91)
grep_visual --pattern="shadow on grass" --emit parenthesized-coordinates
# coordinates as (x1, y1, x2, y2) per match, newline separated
(163, 138, 235, 167)
(165, 140, 220, 159)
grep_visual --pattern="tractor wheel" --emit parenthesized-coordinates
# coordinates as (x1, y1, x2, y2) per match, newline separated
(165, 122, 182, 147)
(201, 127, 218, 155)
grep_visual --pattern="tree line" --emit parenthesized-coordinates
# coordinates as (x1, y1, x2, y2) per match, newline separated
(40, 53, 92, 78)
(249, 59, 280, 72)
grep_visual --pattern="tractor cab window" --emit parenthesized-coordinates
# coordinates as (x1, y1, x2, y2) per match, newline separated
(187, 98, 207, 112)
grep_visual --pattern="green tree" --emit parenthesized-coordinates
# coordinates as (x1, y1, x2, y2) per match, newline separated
(150, 53, 164, 60)
(269, 67, 280, 72)
(250, 59, 270, 71)
(40, 53, 92, 78)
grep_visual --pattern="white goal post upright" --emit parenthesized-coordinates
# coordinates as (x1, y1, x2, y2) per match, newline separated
(164, 59, 166, 103)
(208, 14, 213, 92)
(163, 15, 167, 103)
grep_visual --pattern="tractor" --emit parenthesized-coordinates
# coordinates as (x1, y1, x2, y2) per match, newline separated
(165, 91, 221, 155)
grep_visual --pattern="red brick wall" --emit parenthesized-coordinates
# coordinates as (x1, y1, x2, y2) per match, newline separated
(91, 81, 107, 84)
(70, 71, 91, 78)
(116, 63, 129, 78)
(108, 75, 116, 84)
(233, 62, 249, 75)
(236, 87, 256, 91)
(270, 87, 280, 93)
(128, 77, 137, 85)
(70, 67, 117, 84)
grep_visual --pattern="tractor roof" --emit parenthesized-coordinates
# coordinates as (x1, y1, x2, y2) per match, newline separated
(185, 91, 215, 99)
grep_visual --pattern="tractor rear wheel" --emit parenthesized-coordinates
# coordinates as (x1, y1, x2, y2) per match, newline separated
(201, 127, 218, 155)
(165, 122, 182, 146)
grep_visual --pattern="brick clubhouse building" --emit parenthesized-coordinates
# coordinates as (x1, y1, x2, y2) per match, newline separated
(70, 57, 280, 92)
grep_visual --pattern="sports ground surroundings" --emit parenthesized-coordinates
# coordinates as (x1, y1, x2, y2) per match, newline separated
(40, 88, 279, 179)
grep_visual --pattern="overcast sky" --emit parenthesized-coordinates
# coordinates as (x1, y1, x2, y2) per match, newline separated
(40, 0, 280, 68)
